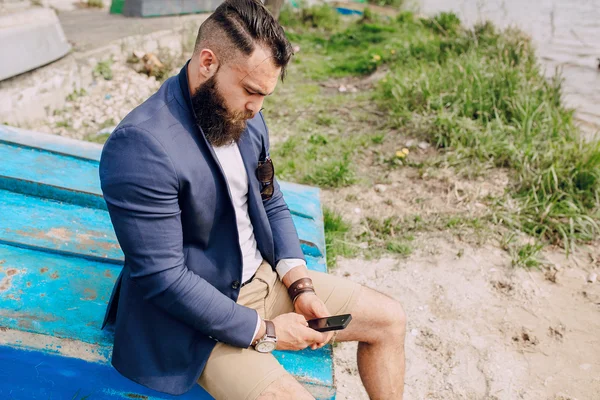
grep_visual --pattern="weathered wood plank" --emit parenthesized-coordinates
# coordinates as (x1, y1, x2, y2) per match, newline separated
(0, 243, 116, 346)
(0, 189, 122, 262)
(0, 189, 325, 262)
(0, 141, 100, 196)
(0, 125, 102, 161)
(0, 126, 323, 221)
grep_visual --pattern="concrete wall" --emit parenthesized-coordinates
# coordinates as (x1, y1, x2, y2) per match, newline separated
(0, 18, 204, 127)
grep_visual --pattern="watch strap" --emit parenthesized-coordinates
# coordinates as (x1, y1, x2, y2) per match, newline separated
(265, 320, 276, 339)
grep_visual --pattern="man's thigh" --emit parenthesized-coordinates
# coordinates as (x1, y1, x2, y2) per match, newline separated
(265, 268, 362, 320)
(198, 342, 290, 400)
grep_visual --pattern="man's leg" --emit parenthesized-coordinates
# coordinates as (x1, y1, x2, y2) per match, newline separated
(334, 285, 406, 400)
(266, 266, 406, 400)
(256, 374, 314, 400)
(198, 341, 316, 400)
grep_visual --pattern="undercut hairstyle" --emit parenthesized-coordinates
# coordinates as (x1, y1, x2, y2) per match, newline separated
(194, 0, 294, 80)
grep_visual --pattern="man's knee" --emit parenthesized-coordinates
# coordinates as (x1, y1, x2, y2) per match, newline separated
(390, 299, 407, 336)
(257, 374, 314, 400)
(374, 292, 407, 340)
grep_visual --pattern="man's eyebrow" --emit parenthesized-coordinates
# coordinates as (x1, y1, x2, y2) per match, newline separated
(244, 84, 272, 96)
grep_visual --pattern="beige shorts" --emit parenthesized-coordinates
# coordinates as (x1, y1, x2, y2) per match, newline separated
(197, 260, 360, 400)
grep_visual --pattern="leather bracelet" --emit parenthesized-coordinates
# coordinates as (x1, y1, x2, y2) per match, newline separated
(292, 289, 316, 305)
(287, 277, 315, 301)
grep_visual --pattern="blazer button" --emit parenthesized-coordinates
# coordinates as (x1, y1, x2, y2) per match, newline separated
(231, 280, 240, 289)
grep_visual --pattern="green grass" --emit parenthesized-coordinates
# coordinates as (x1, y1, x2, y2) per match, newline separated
(367, 0, 405, 8)
(66, 88, 87, 102)
(278, 7, 600, 255)
(85, 133, 110, 144)
(324, 212, 489, 261)
(304, 156, 356, 188)
(86, 0, 103, 8)
(94, 58, 113, 81)
(510, 242, 544, 268)
(374, 20, 599, 250)
(98, 118, 116, 130)
(279, 3, 342, 33)
(266, 83, 378, 188)
(323, 207, 358, 268)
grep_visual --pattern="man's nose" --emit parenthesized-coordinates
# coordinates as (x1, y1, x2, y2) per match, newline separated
(246, 98, 264, 115)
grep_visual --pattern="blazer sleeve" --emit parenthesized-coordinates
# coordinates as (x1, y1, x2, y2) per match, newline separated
(259, 113, 306, 265)
(99, 126, 257, 348)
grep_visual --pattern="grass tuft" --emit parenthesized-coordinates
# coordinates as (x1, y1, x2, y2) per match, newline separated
(94, 58, 113, 81)
(323, 208, 357, 268)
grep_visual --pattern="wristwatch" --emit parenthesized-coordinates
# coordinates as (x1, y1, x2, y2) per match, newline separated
(254, 320, 277, 353)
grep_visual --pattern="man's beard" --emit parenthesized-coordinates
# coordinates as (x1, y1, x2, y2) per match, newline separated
(191, 75, 253, 147)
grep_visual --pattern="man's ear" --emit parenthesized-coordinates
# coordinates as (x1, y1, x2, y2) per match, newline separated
(196, 48, 219, 79)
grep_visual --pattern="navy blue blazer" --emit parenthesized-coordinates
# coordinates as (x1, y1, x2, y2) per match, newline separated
(99, 64, 305, 395)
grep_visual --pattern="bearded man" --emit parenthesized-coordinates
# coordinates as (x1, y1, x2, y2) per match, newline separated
(99, 0, 406, 398)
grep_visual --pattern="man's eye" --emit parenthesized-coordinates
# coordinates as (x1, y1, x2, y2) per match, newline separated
(245, 88, 254, 95)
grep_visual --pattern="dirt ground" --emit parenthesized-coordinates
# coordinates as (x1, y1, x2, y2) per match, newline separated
(323, 174, 600, 400)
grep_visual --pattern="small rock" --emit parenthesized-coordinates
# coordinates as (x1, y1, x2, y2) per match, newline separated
(418, 141, 431, 150)
(374, 184, 387, 193)
(429, 317, 436, 323)
(133, 50, 145, 59)
(293, 45, 301, 53)
(358, 242, 369, 249)
(338, 85, 347, 93)
(143, 53, 165, 76)
(587, 273, 597, 283)
(489, 268, 497, 272)
(418, 306, 424, 311)
(405, 139, 417, 147)
(410, 329, 419, 336)
(354, 207, 361, 214)
(579, 363, 592, 371)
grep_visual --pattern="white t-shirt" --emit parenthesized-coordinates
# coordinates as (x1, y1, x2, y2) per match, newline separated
(213, 142, 264, 282)
(212, 142, 306, 343)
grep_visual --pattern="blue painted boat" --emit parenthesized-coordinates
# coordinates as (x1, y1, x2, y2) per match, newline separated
(0, 124, 335, 399)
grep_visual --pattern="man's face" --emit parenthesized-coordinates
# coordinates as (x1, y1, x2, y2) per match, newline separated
(191, 45, 281, 147)
(216, 45, 281, 118)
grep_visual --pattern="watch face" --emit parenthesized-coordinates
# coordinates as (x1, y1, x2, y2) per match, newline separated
(256, 340, 276, 353)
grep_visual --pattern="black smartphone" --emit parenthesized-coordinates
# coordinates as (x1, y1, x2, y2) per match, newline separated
(307, 314, 352, 332)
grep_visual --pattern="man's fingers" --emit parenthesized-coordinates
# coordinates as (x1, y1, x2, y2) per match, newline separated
(304, 326, 327, 343)
(313, 305, 330, 319)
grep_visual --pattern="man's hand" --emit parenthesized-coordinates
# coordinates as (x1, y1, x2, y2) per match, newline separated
(271, 312, 329, 351)
(294, 293, 334, 350)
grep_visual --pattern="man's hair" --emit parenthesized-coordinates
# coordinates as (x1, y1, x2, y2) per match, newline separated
(194, 0, 293, 80)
